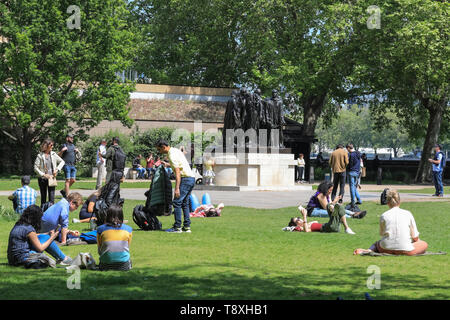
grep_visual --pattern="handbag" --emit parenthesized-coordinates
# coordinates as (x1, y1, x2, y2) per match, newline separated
(48, 176, 58, 187)
(44, 153, 58, 187)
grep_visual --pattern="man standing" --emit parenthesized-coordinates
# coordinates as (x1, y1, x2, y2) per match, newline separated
(429, 144, 445, 197)
(8, 176, 37, 214)
(105, 137, 126, 183)
(329, 144, 348, 203)
(59, 134, 80, 198)
(96, 139, 107, 190)
(156, 139, 196, 233)
(346, 143, 363, 208)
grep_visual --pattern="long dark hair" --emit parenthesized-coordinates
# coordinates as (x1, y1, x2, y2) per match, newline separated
(105, 204, 124, 228)
(317, 181, 333, 195)
(16, 205, 43, 231)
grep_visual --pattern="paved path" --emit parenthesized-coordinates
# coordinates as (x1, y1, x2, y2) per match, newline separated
(2, 184, 447, 209)
(107, 183, 449, 209)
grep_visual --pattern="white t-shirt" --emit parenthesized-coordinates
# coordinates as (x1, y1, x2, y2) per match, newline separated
(168, 147, 195, 178)
(379, 207, 420, 251)
(297, 158, 305, 167)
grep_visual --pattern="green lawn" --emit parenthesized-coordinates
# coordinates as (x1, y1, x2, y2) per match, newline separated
(0, 196, 448, 300)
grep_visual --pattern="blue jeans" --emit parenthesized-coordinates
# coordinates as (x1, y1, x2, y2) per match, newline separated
(348, 171, 361, 205)
(433, 170, 444, 195)
(173, 177, 195, 229)
(310, 207, 353, 218)
(135, 167, 146, 178)
(30, 234, 66, 261)
(63, 165, 77, 180)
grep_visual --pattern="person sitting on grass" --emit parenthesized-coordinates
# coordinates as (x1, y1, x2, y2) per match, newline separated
(7, 205, 70, 268)
(97, 204, 133, 271)
(354, 190, 428, 256)
(72, 189, 102, 224)
(306, 181, 367, 219)
(8, 175, 38, 214)
(285, 204, 356, 234)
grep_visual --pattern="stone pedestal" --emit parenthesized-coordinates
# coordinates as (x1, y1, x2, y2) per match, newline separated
(212, 152, 296, 188)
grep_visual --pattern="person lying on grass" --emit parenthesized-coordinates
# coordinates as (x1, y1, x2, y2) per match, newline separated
(7, 205, 73, 268)
(306, 181, 367, 219)
(190, 203, 224, 217)
(286, 204, 356, 234)
(354, 190, 428, 256)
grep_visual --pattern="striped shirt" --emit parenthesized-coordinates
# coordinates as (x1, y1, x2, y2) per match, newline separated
(97, 223, 133, 266)
(12, 186, 38, 214)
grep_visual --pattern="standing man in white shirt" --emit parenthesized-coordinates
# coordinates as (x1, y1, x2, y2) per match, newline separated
(96, 139, 107, 190)
(156, 139, 196, 233)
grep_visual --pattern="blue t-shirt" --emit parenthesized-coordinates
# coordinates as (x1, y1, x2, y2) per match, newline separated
(41, 198, 70, 233)
(7, 224, 36, 265)
(432, 153, 443, 172)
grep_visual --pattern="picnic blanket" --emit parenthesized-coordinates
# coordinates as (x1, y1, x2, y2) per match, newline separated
(360, 251, 446, 257)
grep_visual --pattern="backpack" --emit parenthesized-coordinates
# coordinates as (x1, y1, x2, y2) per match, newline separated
(133, 205, 162, 231)
(112, 146, 126, 171)
(41, 201, 54, 212)
(345, 204, 361, 213)
(380, 188, 390, 205)
(93, 199, 108, 227)
(79, 231, 98, 244)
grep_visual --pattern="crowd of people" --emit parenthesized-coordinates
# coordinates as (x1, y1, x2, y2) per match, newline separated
(6, 136, 444, 271)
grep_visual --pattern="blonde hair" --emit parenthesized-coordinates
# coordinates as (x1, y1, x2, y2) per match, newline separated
(386, 189, 401, 207)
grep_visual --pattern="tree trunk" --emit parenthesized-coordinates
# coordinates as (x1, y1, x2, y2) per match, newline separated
(301, 93, 327, 137)
(415, 102, 444, 183)
(22, 130, 34, 175)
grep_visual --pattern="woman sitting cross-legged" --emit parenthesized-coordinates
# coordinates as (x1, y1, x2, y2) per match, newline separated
(7, 205, 71, 268)
(306, 181, 367, 219)
(287, 203, 356, 234)
(354, 190, 428, 256)
(97, 204, 133, 271)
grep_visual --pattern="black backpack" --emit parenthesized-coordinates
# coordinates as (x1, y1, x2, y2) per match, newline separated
(41, 201, 54, 212)
(112, 146, 126, 171)
(380, 188, 390, 205)
(345, 204, 361, 212)
(133, 205, 162, 231)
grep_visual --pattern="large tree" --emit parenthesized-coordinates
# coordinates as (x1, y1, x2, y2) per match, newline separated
(351, 0, 449, 182)
(130, 0, 253, 87)
(0, 0, 136, 174)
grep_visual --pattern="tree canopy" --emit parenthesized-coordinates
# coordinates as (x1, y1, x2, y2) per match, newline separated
(0, 0, 137, 173)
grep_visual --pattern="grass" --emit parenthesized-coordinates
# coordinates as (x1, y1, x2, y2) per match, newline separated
(0, 195, 448, 300)
(0, 178, 155, 191)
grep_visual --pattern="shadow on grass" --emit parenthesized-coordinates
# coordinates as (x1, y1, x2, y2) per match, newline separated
(0, 264, 448, 300)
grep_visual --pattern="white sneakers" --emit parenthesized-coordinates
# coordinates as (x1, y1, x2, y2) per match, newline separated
(345, 228, 356, 235)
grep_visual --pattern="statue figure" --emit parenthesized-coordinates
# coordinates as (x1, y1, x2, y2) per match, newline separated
(223, 89, 240, 130)
(223, 87, 285, 149)
(251, 89, 262, 132)
(271, 89, 285, 147)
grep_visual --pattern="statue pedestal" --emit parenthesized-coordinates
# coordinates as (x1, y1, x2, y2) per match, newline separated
(203, 152, 310, 191)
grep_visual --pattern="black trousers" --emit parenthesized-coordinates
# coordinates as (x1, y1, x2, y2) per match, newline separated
(295, 167, 305, 181)
(331, 172, 346, 201)
(38, 177, 55, 206)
